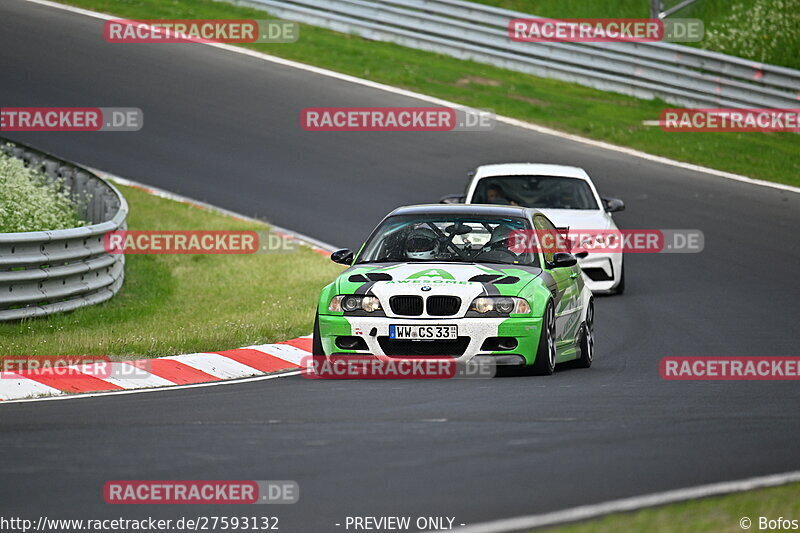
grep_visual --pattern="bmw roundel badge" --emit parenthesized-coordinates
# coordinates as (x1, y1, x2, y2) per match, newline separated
(421, 286, 432, 291)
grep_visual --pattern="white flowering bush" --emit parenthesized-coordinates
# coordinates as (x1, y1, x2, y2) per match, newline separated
(702, 0, 800, 69)
(0, 147, 87, 233)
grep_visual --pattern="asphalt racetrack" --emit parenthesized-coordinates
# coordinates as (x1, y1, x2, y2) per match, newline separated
(1, 1, 799, 531)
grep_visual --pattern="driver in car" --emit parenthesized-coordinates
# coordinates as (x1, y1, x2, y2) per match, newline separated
(475, 225, 519, 262)
(404, 227, 440, 260)
(485, 184, 518, 206)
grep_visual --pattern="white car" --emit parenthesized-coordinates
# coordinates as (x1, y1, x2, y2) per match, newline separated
(442, 163, 625, 294)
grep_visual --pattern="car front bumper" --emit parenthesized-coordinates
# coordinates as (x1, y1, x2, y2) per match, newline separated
(578, 252, 623, 293)
(318, 314, 543, 365)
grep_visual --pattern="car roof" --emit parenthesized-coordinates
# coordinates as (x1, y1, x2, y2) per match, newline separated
(474, 163, 590, 180)
(388, 204, 541, 218)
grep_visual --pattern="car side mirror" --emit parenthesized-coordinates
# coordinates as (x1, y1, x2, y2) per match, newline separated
(330, 248, 354, 265)
(439, 193, 465, 204)
(574, 251, 589, 259)
(550, 252, 578, 268)
(602, 197, 625, 213)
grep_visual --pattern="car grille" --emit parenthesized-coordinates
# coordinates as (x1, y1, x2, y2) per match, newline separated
(377, 337, 470, 356)
(425, 296, 461, 316)
(389, 295, 423, 316)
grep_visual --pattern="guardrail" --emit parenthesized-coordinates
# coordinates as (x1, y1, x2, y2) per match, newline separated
(247, 0, 800, 108)
(0, 140, 128, 321)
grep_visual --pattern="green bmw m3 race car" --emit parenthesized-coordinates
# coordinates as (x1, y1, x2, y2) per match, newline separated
(313, 204, 594, 375)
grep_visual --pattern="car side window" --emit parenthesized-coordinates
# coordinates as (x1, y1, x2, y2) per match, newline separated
(533, 215, 558, 266)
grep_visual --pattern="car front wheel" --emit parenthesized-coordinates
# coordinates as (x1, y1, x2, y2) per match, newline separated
(576, 299, 594, 368)
(312, 310, 325, 356)
(530, 300, 556, 375)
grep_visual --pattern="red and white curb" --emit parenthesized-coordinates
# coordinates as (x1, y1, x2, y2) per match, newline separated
(0, 168, 335, 405)
(0, 336, 313, 402)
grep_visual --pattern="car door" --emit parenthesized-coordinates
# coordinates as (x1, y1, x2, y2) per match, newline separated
(533, 214, 582, 344)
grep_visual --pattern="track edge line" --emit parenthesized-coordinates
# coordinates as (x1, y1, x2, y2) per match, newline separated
(18, 0, 800, 195)
(440, 470, 800, 532)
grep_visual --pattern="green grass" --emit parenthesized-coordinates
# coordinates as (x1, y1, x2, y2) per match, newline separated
(473, 0, 800, 69)
(473, 0, 764, 19)
(55, 0, 799, 187)
(471, 0, 646, 18)
(539, 481, 800, 532)
(0, 183, 342, 358)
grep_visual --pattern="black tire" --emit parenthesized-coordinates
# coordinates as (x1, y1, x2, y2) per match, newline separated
(312, 310, 325, 356)
(576, 299, 594, 368)
(613, 267, 625, 295)
(530, 300, 556, 376)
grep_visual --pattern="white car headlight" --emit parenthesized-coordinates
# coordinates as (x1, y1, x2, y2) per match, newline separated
(469, 296, 530, 315)
(329, 295, 382, 313)
(595, 233, 606, 246)
(361, 296, 381, 313)
(328, 295, 344, 312)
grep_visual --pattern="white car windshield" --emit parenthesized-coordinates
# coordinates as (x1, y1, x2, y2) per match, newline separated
(357, 214, 538, 266)
(473, 175, 599, 210)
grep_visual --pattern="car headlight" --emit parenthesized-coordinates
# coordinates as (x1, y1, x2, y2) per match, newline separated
(361, 296, 382, 312)
(469, 296, 530, 315)
(329, 295, 382, 313)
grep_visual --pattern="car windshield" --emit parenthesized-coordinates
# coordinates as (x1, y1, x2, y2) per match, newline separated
(473, 175, 599, 210)
(357, 214, 538, 266)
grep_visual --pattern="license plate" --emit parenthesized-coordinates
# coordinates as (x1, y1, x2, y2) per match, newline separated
(389, 325, 458, 340)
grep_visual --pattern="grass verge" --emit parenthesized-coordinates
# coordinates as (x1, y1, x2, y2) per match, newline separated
(0, 183, 342, 358)
(55, 0, 798, 187)
(473, 0, 800, 70)
(539, 481, 800, 533)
